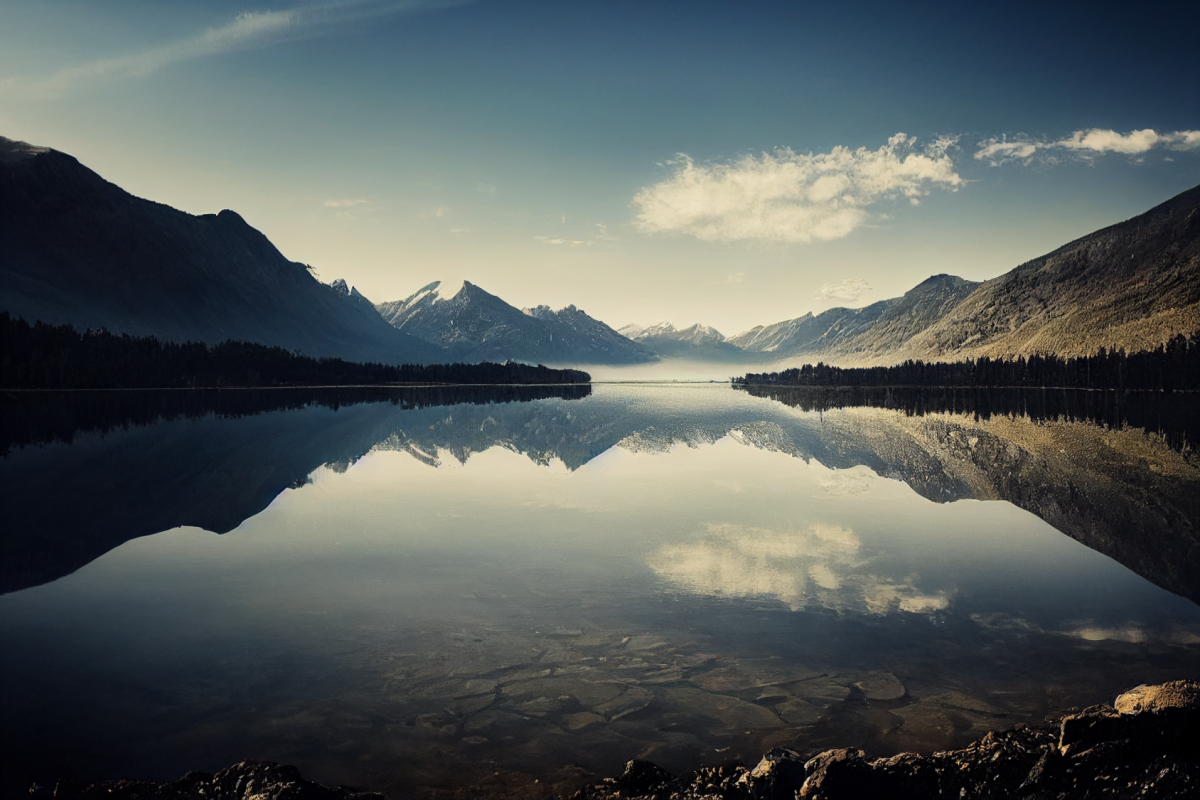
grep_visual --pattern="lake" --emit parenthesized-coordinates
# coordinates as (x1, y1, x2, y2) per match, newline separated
(1, 382, 1198, 798)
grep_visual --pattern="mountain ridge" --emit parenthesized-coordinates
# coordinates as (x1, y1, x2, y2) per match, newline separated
(727, 185, 1199, 365)
(0, 136, 440, 365)
(376, 280, 654, 364)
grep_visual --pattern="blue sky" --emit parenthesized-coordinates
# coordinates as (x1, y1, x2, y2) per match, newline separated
(2, 0, 1198, 334)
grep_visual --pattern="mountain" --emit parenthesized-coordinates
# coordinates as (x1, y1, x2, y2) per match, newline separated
(895, 185, 1200, 362)
(619, 321, 749, 361)
(730, 186, 1199, 365)
(0, 136, 439, 364)
(376, 280, 654, 364)
(728, 274, 981, 360)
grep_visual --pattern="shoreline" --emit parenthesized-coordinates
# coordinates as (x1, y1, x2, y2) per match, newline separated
(32, 681, 1199, 800)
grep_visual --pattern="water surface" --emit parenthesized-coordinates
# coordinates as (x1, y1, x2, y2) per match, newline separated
(2, 384, 1197, 798)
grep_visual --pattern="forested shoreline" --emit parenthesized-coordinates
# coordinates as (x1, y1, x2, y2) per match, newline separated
(734, 334, 1200, 391)
(0, 314, 590, 389)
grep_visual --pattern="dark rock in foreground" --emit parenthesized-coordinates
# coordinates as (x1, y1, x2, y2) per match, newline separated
(573, 680, 1199, 800)
(31, 761, 384, 800)
(28, 682, 1199, 799)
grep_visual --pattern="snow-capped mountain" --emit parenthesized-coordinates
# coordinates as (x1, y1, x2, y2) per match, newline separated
(376, 280, 654, 364)
(619, 321, 750, 361)
(329, 278, 388, 322)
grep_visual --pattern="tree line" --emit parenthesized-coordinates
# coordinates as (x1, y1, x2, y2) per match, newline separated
(733, 334, 1200, 391)
(2, 383, 591, 456)
(0, 313, 590, 389)
(740, 384, 1197, 454)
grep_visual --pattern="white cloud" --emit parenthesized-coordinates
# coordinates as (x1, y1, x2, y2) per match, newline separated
(975, 128, 1200, 165)
(533, 222, 614, 247)
(324, 198, 371, 208)
(632, 134, 963, 245)
(11, 1, 471, 96)
(815, 278, 872, 303)
(534, 235, 593, 246)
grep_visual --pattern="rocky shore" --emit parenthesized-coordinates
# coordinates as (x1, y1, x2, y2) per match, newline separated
(32, 681, 1198, 800)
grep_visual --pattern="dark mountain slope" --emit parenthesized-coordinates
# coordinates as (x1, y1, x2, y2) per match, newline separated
(727, 301, 894, 355)
(903, 184, 1200, 361)
(0, 137, 439, 364)
(729, 187, 1198, 365)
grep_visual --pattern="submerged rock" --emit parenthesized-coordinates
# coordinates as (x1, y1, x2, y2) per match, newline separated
(853, 671, 905, 702)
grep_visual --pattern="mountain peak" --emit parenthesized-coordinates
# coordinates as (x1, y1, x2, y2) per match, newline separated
(0, 136, 51, 162)
(906, 274, 974, 295)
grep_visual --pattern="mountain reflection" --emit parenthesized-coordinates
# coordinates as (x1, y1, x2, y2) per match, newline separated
(1, 384, 591, 455)
(740, 384, 1198, 453)
(2, 384, 1196, 607)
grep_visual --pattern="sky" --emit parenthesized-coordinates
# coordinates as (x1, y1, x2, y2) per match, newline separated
(2, 0, 1199, 336)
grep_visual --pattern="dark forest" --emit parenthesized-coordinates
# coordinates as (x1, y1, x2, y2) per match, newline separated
(0, 314, 590, 389)
(734, 335, 1200, 391)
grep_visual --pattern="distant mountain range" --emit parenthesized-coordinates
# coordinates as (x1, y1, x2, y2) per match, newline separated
(729, 274, 982, 361)
(730, 188, 1199, 364)
(375, 279, 653, 364)
(3, 135, 1196, 368)
(618, 321, 750, 361)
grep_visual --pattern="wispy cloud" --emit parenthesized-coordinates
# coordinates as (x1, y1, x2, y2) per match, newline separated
(534, 222, 613, 247)
(815, 278, 871, 303)
(975, 128, 1200, 165)
(324, 197, 379, 220)
(632, 134, 963, 245)
(8, 0, 470, 96)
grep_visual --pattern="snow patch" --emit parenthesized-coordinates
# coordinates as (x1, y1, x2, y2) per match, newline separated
(434, 278, 466, 302)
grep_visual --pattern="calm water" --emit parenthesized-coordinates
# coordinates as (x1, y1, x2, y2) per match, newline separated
(2, 383, 1198, 798)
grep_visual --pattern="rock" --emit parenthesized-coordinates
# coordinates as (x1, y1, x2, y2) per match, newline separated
(1114, 680, 1200, 714)
(1058, 703, 1124, 754)
(565, 711, 605, 730)
(614, 760, 673, 795)
(853, 671, 905, 701)
(737, 749, 808, 800)
(569, 680, 1199, 800)
(44, 761, 384, 799)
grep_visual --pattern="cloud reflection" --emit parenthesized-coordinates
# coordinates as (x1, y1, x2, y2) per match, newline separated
(647, 522, 950, 614)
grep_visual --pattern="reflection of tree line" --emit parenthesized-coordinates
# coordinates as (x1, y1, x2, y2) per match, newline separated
(1, 384, 591, 455)
(735, 335, 1200, 391)
(740, 385, 1198, 453)
(0, 313, 590, 389)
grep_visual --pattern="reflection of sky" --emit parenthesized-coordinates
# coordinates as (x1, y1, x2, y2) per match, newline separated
(21, 419, 1195, 638)
(4, 389, 1200, 796)
(646, 521, 951, 615)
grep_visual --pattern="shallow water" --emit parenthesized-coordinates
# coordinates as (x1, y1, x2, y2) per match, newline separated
(2, 384, 1198, 797)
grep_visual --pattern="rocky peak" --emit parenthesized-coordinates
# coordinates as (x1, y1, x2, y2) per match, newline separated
(0, 136, 51, 162)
